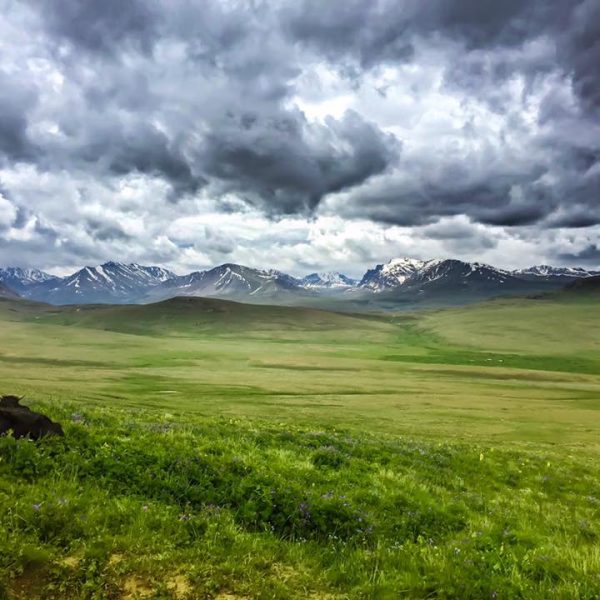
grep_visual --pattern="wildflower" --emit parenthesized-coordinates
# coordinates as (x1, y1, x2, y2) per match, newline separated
(32, 503, 41, 512)
(299, 502, 311, 521)
(142, 505, 149, 512)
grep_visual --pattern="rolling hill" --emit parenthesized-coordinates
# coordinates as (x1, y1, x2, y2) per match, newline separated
(32, 295, 385, 336)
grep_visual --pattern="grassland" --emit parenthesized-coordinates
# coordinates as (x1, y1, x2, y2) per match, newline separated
(0, 294, 599, 598)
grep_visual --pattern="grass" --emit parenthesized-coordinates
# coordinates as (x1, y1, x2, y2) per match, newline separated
(0, 294, 599, 598)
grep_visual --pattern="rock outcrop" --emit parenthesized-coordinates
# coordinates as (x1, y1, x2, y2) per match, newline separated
(0, 396, 64, 439)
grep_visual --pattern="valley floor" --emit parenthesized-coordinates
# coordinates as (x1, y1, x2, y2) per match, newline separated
(0, 294, 599, 598)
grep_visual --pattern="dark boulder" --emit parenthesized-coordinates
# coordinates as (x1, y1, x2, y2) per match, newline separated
(0, 395, 64, 439)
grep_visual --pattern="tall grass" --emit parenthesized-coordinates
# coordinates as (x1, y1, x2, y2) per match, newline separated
(2, 403, 599, 598)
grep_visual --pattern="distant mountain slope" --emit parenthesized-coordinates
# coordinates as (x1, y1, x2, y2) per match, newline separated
(0, 267, 59, 293)
(513, 265, 600, 281)
(26, 262, 175, 304)
(407, 259, 514, 287)
(360, 258, 521, 294)
(146, 263, 308, 303)
(0, 282, 19, 299)
(360, 258, 425, 290)
(563, 275, 600, 295)
(355, 259, 563, 310)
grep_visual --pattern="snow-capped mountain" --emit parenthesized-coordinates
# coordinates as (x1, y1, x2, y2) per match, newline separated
(146, 263, 305, 302)
(360, 258, 426, 290)
(355, 257, 562, 308)
(408, 259, 514, 286)
(0, 267, 59, 293)
(301, 272, 357, 289)
(359, 257, 568, 293)
(512, 265, 600, 281)
(25, 262, 175, 304)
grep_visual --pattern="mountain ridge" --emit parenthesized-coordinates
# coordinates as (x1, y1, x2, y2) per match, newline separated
(2, 258, 598, 308)
(22, 262, 176, 305)
(0, 267, 59, 293)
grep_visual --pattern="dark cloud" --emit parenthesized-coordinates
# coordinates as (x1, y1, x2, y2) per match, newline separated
(200, 109, 399, 213)
(335, 157, 559, 227)
(31, 0, 158, 56)
(562, 0, 600, 113)
(559, 244, 600, 265)
(0, 71, 37, 161)
(86, 219, 132, 242)
(104, 123, 203, 196)
(283, 0, 564, 66)
(283, 0, 415, 68)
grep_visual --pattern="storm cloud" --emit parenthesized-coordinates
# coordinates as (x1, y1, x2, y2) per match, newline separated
(0, 0, 598, 273)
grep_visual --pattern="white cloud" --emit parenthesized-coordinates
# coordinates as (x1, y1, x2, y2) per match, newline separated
(0, 193, 17, 229)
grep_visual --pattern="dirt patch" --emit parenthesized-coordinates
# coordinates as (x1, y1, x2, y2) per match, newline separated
(60, 555, 82, 569)
(109, 553, 125, 566)
(121, 576, 154, 599)
(9, 566, 49, 599)
(167, 574, 193, 599)
(270, 563, 298, 582)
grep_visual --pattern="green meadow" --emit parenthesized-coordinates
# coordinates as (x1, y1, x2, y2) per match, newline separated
(1, 293, 599, 598)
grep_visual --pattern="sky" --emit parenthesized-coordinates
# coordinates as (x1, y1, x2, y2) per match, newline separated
(0, 0, 599, 277)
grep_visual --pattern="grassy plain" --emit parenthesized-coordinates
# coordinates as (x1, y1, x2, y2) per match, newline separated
(0, 294, 599, 598)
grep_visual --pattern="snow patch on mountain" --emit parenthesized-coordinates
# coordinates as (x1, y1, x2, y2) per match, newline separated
(24, 262, 177, 304)
(360, 258, 427, 290)
(360, 258, 519, 291)
(0, 267, 57, 288)
(149, 264, 303, 301)
(513, 265, 599, 279)
(301, 272, 357, 288)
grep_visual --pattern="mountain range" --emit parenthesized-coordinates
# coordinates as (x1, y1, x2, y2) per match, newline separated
(1, 259, 598, 310)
